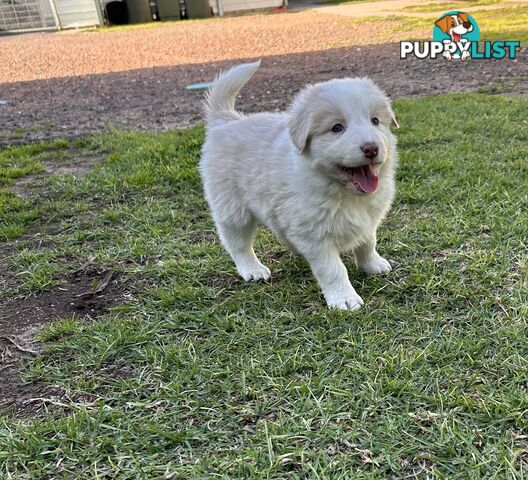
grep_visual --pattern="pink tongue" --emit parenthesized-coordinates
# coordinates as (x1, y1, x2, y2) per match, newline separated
(353, 164, 378, 193)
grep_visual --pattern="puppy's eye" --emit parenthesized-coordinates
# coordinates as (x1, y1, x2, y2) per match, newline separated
(331, 124, 344, 133)
(371, 117, 380, 126)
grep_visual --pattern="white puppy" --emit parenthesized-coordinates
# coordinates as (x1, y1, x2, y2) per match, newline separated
(200, 61, 399, 311)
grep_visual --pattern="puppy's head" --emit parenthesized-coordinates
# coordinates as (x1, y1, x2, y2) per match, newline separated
(288, 78, 398, 195)
(435, 12, 473, 40)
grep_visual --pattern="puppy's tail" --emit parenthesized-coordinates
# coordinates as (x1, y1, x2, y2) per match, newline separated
(204, 60, 261, 127)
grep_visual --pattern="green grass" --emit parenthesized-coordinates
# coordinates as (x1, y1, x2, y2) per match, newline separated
(1, 93, 528, 478)
(0, 140, 68, 239)
(83, 17, 217, 33)
(402, 0, 508, 14)
(311, 0, 378, 6)
(473, 6, 528, 43)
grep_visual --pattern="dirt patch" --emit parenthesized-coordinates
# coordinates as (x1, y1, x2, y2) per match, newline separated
(12, 149, 103, 199)
(0, 266, 126, 416)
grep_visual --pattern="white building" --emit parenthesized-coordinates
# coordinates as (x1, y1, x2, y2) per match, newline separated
(0, 0, 285, 32)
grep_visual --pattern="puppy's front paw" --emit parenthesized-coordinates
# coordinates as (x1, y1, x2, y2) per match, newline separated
(326, 291, 364, 311)
(358, 254, 392, 275)
(238, 263, 271, 281)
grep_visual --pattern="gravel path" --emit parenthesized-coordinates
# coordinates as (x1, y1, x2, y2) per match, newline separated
(0, 13, 526, 144)
(0, 12, 408, 84)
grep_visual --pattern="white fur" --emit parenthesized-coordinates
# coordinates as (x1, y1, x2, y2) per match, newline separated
(200, 61, 399, 311)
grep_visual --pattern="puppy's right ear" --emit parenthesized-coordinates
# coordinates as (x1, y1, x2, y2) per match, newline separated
(288, 88, 313, 153)
(435, 15, 451, 34)
(289, 114, 311, 153)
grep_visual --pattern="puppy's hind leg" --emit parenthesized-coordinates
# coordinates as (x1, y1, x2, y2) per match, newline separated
(217, 216, 271, 281)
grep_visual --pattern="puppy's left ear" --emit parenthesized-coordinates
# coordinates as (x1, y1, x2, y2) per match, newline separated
(288, 87, 313, 153)
(389, 107, 399, 129)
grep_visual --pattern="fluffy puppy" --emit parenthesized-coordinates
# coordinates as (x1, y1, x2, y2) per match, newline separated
(200, 61, 399, 311)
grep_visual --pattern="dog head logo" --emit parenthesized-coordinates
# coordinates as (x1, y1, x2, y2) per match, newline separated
(433, 11, 480, 60)
(435, 12, 473, 42)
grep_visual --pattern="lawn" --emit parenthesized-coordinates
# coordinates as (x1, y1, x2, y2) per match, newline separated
(402, 0, 511, 13)
(1, 93, 528, 478)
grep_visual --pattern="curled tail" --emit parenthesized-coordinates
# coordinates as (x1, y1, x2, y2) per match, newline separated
(204, 60, 261, 127)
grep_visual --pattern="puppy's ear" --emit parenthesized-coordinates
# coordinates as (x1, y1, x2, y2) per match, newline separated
(289, 114, 311, 153)
(387, 105, 399, 129)
(435, 15, 451, 33)
(288, 87, 313, 153)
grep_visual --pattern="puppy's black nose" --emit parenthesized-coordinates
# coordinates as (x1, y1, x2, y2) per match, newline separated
(361, 142, 379, 159)
(463, 21, 471, 29)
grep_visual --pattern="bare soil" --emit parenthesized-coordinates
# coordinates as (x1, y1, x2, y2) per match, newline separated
(0, 265, 125, 416)
(13, 148, 102, 198)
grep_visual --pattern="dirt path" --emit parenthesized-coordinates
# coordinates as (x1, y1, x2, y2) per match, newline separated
(1, 42, 526, 145)
(0, 11, 416, 84)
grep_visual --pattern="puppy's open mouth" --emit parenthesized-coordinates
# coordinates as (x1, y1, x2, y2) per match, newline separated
(340, 164, 379, 193)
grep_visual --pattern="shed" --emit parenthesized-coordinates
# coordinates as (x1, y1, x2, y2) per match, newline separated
(209, 0, 283, 15)
(53, 0, 102, 28)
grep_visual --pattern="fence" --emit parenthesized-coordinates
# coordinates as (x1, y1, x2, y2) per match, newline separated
(0, 0, 58, 32)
